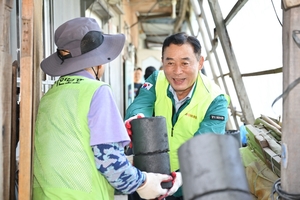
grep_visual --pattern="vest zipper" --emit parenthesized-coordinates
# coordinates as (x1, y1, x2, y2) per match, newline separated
(171, 127, 174, 137)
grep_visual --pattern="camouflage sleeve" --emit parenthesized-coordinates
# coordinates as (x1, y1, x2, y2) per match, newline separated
(92, 142, 145, 194)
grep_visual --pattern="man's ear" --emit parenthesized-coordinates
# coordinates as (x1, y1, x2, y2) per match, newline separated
(198, 56, 204, 70)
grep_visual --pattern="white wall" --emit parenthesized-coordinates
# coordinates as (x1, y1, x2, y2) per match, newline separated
(137, 48, 161, 72)
(53, 0, 81, 29)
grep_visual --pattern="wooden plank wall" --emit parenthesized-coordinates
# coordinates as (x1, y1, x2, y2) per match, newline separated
(0, 0, 15, 199)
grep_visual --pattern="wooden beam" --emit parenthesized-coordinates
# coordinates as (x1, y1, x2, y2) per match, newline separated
(19, 0, 34, 199)
(197, 1, 237, 129)
(224, 0, 248, 26)
(241, 67, 282, 77)
(282, 0, 300, 9)
(281, 4, 300, 193)
(129, 0, 172, 14)
(207, 0, 255, 124)
(173, 0, 189, 33)
(0, 1, 14, 199)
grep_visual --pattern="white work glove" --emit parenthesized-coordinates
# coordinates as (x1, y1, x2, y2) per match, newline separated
(136, 172, 171, 199)
(124, 113, 145, 148)
(166, 172, 182, 196)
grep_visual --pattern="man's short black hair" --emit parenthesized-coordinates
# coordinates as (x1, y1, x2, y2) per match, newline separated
(162, 32, 202, 60)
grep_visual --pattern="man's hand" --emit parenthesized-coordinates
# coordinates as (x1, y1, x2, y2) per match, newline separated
(136, 172, 171, 199)
(124, 113, 144, 148)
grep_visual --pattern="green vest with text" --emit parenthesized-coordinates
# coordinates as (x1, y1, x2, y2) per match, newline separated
(33, 76, 114, 200)
(155, 71, 228, 171)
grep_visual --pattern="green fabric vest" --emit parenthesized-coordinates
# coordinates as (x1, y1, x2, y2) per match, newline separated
(155, 71, 228, 171)
(33, 76, 114, 200)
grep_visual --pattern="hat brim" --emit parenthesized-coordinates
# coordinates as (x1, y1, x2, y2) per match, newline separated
(41, 33, 125, 76)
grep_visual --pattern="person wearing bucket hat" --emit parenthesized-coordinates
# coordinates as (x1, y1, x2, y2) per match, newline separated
(33, 17, 172, 200)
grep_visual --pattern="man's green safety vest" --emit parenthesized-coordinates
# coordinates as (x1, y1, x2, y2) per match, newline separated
(155, 71, 229, 171)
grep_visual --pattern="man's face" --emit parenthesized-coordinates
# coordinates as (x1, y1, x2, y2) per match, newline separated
(162, 43, 203, 100)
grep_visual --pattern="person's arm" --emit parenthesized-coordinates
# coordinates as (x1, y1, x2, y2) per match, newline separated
(194, 95, 229, 135)
(89, 85, 131, 146)
(89, 85, 144, 194)
(89, 83, 172, 199)
(125, 71, 159, 120)
(92, 142, 176, 199)
(92, 142, 145, 194)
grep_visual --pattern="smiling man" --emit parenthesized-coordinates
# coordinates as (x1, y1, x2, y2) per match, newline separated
(125, 32, 230, 200)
